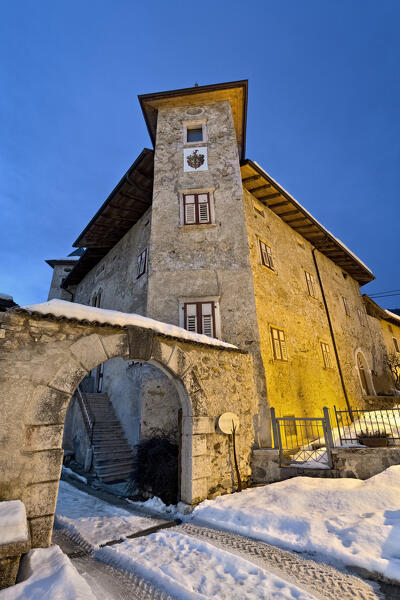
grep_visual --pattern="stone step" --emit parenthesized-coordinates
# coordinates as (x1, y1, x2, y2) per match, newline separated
(93, 440, 132, 448)
(94, 451, 134, 463)
(100, 471, 133, 483)
(95, 462, 134, 474)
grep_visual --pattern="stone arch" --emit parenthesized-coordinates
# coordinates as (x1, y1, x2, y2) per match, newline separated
(0, 309, 258, 549)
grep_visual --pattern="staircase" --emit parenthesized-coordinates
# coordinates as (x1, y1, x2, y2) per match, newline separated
(84, 392, 136, 483)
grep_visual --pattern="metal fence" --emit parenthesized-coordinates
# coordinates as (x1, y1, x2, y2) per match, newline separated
(271, 407, 333, 468)
(334, 405, 400, 445)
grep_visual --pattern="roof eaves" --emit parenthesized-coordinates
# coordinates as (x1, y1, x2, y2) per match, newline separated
(242, 159, 374, 282)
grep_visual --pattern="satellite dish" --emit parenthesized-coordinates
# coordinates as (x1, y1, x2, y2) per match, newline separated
(218, 412, 240, 435)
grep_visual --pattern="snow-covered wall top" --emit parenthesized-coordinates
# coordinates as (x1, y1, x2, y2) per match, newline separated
(20, 300, 237, 350)
(0, 499, 29, 545)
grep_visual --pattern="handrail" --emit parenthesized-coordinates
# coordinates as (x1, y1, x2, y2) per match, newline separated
(76, 386, 96, 444)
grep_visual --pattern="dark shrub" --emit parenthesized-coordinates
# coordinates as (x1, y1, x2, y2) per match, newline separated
(131, 435, 179, 505)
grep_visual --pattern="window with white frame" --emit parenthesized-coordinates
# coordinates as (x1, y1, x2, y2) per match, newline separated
(259, 239, 274, 270)
(305, 271, 318, 298)
(183, 192, 211, 225)
(136, 248, 147, 279)
(184, 121, 207, 145)
(321, 342, 333, 368)
(270, 327, 287, 361)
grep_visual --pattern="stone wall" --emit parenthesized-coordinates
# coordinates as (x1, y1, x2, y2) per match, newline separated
(47, 263, 75, 301)
(147, 99, 269, 446)
(0, 309, 258, 548)
(331, 446, 400, 479)
(242, 187, 394, 421)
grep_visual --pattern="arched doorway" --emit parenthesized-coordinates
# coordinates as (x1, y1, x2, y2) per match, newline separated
(64, 356, 183, 504)
(0, 305, 257, 548)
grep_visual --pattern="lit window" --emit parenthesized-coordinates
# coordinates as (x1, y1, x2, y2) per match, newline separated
(184, 301, 215, 337)
(394, 337, 400, 353)
(187, 127, 203, 143)
(305, 271, 318, 298)
(271, 327, 287, 361)
(342, 296, 351, 316)
(321, 342, 333, 368)
(259, 240, 274, 270)
(183, 193, 211, 225)
(137, 249, 147, 279)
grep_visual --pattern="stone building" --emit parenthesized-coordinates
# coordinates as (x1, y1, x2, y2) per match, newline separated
(46, 80, 399, 481)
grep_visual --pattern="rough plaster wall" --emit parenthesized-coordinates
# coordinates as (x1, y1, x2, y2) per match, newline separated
(62, 396, 90, 466)
(146, 99, 269, 445)
(140, 363, 180, 442)
(243, 187, 392, 418)
(73, 207, 152, 314)
(47, 265, 74, 301)
(71, 208, 154, 439)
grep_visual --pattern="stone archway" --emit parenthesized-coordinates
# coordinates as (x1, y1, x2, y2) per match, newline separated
(0, 306, 258, 548)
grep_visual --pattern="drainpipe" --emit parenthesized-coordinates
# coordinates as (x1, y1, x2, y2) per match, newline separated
(312, 246, 353, 418)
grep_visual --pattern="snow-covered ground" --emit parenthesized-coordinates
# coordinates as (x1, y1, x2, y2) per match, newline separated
(55, 480, 164, 548)
(96, 530, 318, 600)
(0, 546, 95, 600)
(191, 466, 400, 583)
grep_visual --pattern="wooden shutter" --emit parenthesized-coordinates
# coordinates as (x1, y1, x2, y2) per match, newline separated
(185, 303, 197, 332)
(197, 193, 210, 224)
(394, 338, 400, 353)
(271, 328, 282, 360)
(260, 240, 274, 269)
(183, 195, 196, 225)
(201, 303, 214, 337)
(278, 329, 287, 360)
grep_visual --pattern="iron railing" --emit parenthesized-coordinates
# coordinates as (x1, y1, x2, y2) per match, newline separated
(271, 407, 333, 468)
(334, 405, 400, 445)
(76, 386, 95, 444)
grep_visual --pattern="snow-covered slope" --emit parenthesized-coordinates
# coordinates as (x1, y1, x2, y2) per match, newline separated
(191, 466, 400, 582)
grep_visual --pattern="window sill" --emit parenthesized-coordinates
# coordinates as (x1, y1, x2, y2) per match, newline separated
(184, 141, 207, 148)
(261, 264, 276, 274)
(179, 224, 217, 231)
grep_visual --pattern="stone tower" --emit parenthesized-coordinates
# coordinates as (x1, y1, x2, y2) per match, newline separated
(140, 82, 270, 445)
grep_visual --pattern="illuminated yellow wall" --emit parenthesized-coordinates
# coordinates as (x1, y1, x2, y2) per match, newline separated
(242, 187, 391, 419)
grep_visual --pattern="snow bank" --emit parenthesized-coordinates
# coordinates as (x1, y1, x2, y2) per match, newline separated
(0, 500, 28, 545)
(0, 545, 95, 600)
(62, 466, 87, 484)
(55, 481, 163, 548)
(21, 299, 237, 349)
(192, 466, 400, 583)
(96, 530, 317, 600)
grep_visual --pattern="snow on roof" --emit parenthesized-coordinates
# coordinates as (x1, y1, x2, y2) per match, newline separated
(21, 300, 238, 350)
(0, 293, 13, 300)
(252, 161, 374, 277)
(385, 310, 400, 324)
(0, 500, 29, 545)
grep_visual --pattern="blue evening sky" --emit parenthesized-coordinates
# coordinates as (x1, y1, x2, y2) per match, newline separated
(1, 1, 399, 308)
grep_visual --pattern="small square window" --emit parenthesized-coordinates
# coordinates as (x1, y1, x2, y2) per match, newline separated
(184, 301, 216, 337)
(187, 127, 203, 143)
